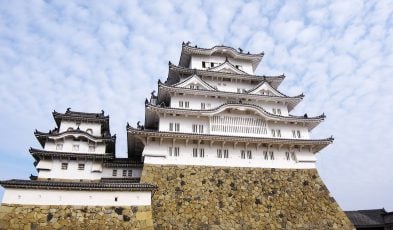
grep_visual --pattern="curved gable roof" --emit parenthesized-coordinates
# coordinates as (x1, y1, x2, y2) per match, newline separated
(207, 59, 248, 74)
(172, 74, 217, 91)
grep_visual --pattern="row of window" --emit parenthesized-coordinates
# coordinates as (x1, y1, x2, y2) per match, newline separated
(112, 169, 132, 177)
(67, 127, 94, 135)
(168, 147, 297, 161)
(272, 108, 282, 115)
(61, 163, 85, 170)
(56, 143, 96, 152)
(178, 101, 210, 110)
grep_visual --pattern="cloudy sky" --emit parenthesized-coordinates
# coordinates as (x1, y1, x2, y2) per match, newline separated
(0, 0, 392, 211)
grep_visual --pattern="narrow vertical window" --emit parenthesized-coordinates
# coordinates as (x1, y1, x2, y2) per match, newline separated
(277, 130, 281, 137)
(291, 152, 296, 161)
(247, 150, 252, 159)
(112, 169, 117, 176)
(185, 101, 189, 108)
(297, 130, 301, 138)
(199, 149, 205, 158)
(199, 125, 204, 133)
(224, 149, 229, 158)
(202, 61, 206, 68)
(211, 62, 214, 67)
(193, 148, 198, 158)
(201, 103, 206, 110)
(175, 123, 180, 132)
(217, 149, 222, 158)
(192, 124, 198, 133)
(269, 151, 274, 160)
(277, 109, 282, 115)
(128, 170, 132, 177)
(285, 152, 290, 161)
(168, 147, 173, 156)
(292, 130, 296, 138)
(122, 170, 127, 177)
(264, 151, 268, 160)
(174, 147, 180, 157)
(179, 101, 183, 108)
(271, 129, 276, 137)
(241, 150, 246, 159)
(272, 108, 276, 114)
(169, 123, 173, 131)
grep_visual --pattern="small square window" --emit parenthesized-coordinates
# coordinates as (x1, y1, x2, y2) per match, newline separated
(73, 145, 79, 151)
(128, 170, 132, 177)
(122, 170, 127, 177)
(112, 169, 117, 176)
(78, 163, 85, 170)
(61, 163, 68, 170)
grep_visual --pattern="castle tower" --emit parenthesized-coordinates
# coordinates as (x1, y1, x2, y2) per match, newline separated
(132, 43, 354, 229)
(0, 109, 155, 229)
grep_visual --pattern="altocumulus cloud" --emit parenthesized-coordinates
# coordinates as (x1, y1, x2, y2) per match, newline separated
(0, 0, 392, 210)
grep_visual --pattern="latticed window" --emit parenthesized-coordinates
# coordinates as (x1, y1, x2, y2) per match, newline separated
(210, 115, 267, 135)
(199, 149, 205, 158)
(174, 147, 180, 157)
(175, 123, 180, 132)
(201, 103, 206, 110)
(217, 149, 222, 158)
(269, 151, 275, 160)
(193, 148, 198, 158)
(61, 163, 68, 170)
(185, 101, 189, 108)
(78, 163, 85, 170)
(285, 152, 290, 160)
(122, 170, 127, 177)
(179, 101, 184, 108)
(263, 151, 268, 160)
(128, 170, 132, 177)
(223, 149, 229, 158)
(241, 150, 246, 159)
(169, 123, 173, 131)
(112, 169, 117, 176)
(247, 150, 252, 159)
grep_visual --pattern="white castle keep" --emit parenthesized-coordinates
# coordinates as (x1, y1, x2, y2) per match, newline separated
(1, 42, 331, 208)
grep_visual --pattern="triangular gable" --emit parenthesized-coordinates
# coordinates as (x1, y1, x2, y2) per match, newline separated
(208, 61, 247, 74)
(247, 81, 285, 97)
(173, 74, 217, 91)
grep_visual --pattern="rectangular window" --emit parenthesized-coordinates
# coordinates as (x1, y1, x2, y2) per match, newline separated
(269, 151, 275, 160)
(168, 147, 173, 156)
(190, 84, 195, 89)
(217, 149, 222, 158)
(128, 170, 132, 177)
(169, 123, 173, 131)
(285, 152, 290, 161)
(192, 124, 198, 133)
(175, 123, 180, 132)
(78, 163, 85, 170)
(277, 130, 281, 137)
(56, 143, 63, 150)
(193, 148, 198, 158)
(122, 170, 127, 177)
(199, 125, 204, 133)
(199, 149, 205, 158)
(237, 88, 241, 93)
(297, 130, 301, 138)
(174, 147, 180, 157)
(272, 108, 276, 114)
(112, 169, 117, 176)
(263, 151, 269, 160)
(247, 150, 252, 159)
(291, 152, 296, 161)
(202, 61, 206, 68)
(211, 62, 214, 67)
(241, 150, 246, 159)
(223, 149, 229, 158)
(179, 101, 184, 108)
(271, 129, 276, 137)
(73, 144, 79, 151)
(185, 101, 189, 108)
(88, 145, 95, 152)
(201, 103, 206, 110)
(277, 109, 282, 115)
(61, 163, 68, 170)
(292, 130, 296, 138)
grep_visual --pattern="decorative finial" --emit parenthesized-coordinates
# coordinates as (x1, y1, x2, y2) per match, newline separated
(145, 98, 149, 105)
(158, 79, 162, 84)
(127, 122, 130, 128)
(304, 113, 308, 118)
(67, 107, 71, 112)
(247, 51, 250, 54)
(168, 61, 172, 66)
(101, 110, 104, 114)
(225, 56, 228, 62)
(186, 41, 191, 46)
(195, 45, 197, 48)
(238, 48, 243, 53)
(137, 121, 141, 129)
(182, 41, 185, 45)
(151, 90, 156, 97)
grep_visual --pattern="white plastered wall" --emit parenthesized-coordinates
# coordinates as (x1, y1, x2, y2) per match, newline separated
(2, 189, 151, 206)
(190, 55, 254, 74)
(60, 121, 102, 136)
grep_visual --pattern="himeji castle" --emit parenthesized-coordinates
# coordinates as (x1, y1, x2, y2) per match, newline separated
(0, 43, 354, 229)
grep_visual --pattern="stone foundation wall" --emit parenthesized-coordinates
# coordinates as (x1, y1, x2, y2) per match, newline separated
(141, 164, 354, 229)
(0, 204, 153, 230)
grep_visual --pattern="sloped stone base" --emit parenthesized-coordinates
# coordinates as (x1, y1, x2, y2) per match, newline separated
(0, 204, 153, 230)
(141, 164, 353, 229)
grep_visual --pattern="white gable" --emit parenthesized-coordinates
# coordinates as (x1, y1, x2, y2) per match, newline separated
(247, 82, 285, 97)
(175, 74, 217, 91)
(208, 62, 246, 74)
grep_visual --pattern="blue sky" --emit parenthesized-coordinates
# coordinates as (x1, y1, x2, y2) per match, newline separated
(0, 0, 392, 211)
